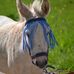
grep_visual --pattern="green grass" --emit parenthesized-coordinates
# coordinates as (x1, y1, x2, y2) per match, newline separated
(0, 0, 74, 73)
(47, 0, 74, 73)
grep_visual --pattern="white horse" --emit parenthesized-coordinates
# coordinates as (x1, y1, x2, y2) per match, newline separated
(0, 0, 50, 74)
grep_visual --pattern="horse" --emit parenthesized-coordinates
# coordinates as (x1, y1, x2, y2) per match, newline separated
(0, 0, 57, 74)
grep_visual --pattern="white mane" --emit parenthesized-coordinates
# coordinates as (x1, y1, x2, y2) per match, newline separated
(0, 16, 17, 25)
(0, 16, 26, 67)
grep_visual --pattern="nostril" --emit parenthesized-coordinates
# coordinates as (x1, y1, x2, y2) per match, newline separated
(44, 60, 47, 65)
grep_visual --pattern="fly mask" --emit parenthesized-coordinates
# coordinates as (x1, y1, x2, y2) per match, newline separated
(22, 18, 57, 68)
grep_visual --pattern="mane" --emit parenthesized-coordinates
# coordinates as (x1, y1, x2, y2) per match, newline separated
(0, 16, 17, 26)
(0, 16, 26, 66)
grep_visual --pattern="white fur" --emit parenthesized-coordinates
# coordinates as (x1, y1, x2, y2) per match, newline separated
(0, 16, 26, 67)
(0, 16, 17, 25)
(0, 16, 45, 74)
(0, 72, 5, 74)
(0, 0, 49, 73)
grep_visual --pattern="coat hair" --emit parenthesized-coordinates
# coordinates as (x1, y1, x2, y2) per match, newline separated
(0, 0, 50, 74)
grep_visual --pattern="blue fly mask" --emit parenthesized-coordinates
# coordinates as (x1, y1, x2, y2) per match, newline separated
(22, 18, 57, 68)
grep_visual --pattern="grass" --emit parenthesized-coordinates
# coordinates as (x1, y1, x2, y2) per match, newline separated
(0, 0, 74, 73)
(47, 0, 74, 73)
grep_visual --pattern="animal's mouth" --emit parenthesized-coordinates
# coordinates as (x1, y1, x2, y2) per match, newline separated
(31, 52, 48, 68)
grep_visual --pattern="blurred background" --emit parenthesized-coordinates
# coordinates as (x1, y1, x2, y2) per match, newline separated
(0, 0, 74, 73)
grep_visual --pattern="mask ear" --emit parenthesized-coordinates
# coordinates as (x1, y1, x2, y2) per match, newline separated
(41, 0, 50, 16)
(16, 0, 33, 20)
(31, 0, 50, 17)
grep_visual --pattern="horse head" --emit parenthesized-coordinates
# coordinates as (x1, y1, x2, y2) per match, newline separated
(22, 18, 57, 68)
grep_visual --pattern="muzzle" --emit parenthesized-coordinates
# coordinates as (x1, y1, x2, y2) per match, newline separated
(22, 17, 57, 69)
(31, 52, 48, 68)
